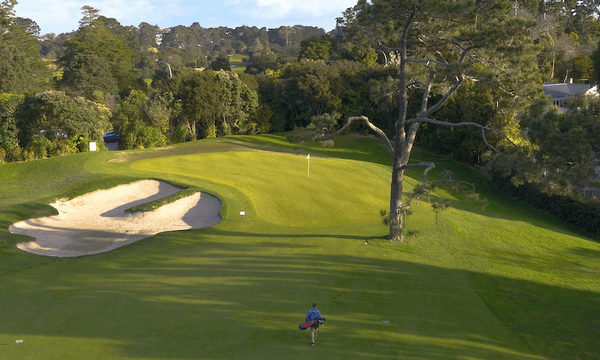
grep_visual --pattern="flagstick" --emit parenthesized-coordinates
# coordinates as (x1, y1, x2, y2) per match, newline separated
(307, 154, 310, 177)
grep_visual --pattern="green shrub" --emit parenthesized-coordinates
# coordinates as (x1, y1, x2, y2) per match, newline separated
(141, 126, 166, 148)
(491, 171, 600, 234)
(54, 138, 79, 156)
(27, 135, 54, 159)
(203, 124, 217, 138)
(172, 126, 188, 144)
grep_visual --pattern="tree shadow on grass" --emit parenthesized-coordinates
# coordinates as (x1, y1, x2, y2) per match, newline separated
(2, 230, 598, 359)
(0, 203, 57, 226)
(198, 228, 384, 241)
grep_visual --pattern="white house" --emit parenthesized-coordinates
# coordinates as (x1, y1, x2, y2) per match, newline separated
(542, 80, 598, 112)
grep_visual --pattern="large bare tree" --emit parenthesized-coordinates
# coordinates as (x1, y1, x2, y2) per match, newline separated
(329, 0, 540, 242)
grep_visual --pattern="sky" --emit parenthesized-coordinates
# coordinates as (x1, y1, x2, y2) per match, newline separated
(13, 0, 358, 36)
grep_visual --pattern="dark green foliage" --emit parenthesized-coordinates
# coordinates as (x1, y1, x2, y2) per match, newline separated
(268, 25, 325, 48)
(61, 16, 136, 93)
(592, 40, 600, 84)
(160, 24, 200, 49)
(114, 90, 167, 150)
(39, 33, 68, 60)
(19, 91, 111, 144)
(510, 97, 600, 195)
(168, 71, 219, 139)
(568, 53, 594, 83)
(20, 134, 102, 160)
(97, 15, 141, 56)
(287, 111, 340, 144)
(274, 60, 395, 131)
(168, 70, 259, 139)
(138, 22, 159, 49)
(213, 70, 259, 135)
(61, 53, 119, 102)
(298, 35, 334, 61)
(254, 74, 286, 132)
(1, 89, 111, 162)
(244, 53, 280, 74)
(0, 1, 50, 94)
(0, 93, 24, 152)
(418, 82, 497, 163)
(279, 61, 341, 126)
(210, 57, 231, 71)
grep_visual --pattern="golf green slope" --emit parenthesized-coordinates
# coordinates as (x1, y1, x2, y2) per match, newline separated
(0, 135, 598, 359)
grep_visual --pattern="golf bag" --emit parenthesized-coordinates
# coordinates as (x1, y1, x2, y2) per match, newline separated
(298, 321, 313, 330)
(298, 318, 325, 330)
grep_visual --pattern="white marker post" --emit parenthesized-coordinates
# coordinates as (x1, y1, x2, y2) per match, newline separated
(89, 142, 97, 152)
(240, 211, 245, 221)
(306, 154, 310, 177)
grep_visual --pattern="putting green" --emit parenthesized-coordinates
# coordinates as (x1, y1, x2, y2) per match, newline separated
(132, 151, 391, 227)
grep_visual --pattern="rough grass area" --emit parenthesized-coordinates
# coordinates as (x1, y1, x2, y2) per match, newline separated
(1, 134, 599, 359)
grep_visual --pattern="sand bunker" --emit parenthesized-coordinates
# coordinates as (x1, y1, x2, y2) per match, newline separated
(9, 180, 222, 257)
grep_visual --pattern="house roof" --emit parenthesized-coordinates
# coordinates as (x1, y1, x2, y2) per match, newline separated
(543, 83, 596, 98)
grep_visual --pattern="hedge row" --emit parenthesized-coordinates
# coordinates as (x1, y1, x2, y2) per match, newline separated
(0, 136, 104, 164)
(490, 171, 600, 236)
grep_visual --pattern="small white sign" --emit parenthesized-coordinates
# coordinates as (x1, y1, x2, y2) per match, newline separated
(240, 211, 246, 216)
(89, 142, 97, 151)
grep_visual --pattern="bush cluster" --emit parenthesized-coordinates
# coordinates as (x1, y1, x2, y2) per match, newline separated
(490, 171, 600, 235)
(0, 135, 104, 164)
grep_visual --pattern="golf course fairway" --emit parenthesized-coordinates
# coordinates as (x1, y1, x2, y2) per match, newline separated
(1, 134, 598, 359)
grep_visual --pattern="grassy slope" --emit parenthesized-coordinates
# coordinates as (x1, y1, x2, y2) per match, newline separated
(0, 135, 598, 359)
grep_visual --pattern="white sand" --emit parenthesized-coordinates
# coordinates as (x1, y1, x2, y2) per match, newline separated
(9, 180, 222, 257)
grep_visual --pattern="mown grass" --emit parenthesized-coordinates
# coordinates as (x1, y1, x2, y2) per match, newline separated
(1, 134, 599, 359)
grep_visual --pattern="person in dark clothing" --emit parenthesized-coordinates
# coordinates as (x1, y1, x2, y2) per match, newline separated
(305, 302, 325, 346)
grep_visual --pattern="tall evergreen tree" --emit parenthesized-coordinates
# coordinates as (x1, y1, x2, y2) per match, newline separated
(0, 0, 50, 94)
(61, 53, 119, 102)
(61, 6, 136, 94)
(328, 0, 542, 242)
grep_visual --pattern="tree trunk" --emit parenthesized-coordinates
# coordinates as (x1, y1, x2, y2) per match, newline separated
(389, 147, 406, 242)
(389, 131, 414, 242)
(388, 22, 410, 242)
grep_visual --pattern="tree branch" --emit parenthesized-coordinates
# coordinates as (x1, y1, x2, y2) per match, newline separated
(320, 116, 395, 156)
(400, 165, 478, 219)
(378, 42, 401, 53)
(421, 76, 465, 118)
(405, 117, 528, 160)
(399, 162, 435, 184)
(434, 51, 449, 65)
(420, 82, 431, 115)
(405, 58, 449, 66)
(408, 80, 428, 88)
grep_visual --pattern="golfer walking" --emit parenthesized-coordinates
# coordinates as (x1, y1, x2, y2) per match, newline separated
(305, 302, 325, 346)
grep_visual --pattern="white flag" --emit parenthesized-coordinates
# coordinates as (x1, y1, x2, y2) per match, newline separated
(306, 154, 310, 160)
